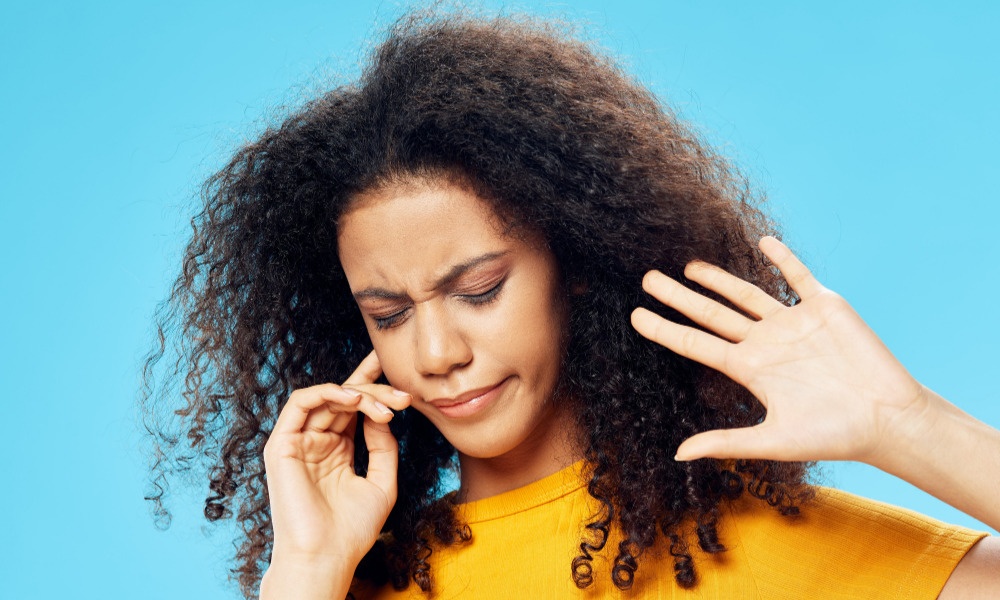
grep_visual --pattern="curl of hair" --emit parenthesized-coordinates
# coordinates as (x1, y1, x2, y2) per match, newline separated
(142, 9, 814, 598)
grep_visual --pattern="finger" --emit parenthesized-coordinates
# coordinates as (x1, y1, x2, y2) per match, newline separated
(301, 389, 366, 433)
(344, 351, 383, 386)
(324, 352, 407, 433)
(642, 270, 754, 342)
(631, 307, 731, 373)
(683, 261, 785, 319)
(758, 237, 824, 300)
(675, 426, 785, 461)
(362, 417, 400, 500)
(305, 401, 362, 433)
(273, 384, 363, 435)
(343, 383, 412, 413)
(330, 411, 355, 434)
(331, 384, 412, 432)
(319, 390, 399, 433)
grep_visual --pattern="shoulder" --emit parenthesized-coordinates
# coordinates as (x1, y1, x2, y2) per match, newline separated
(938, 535, 1000, 599)
(723, 486, 988, 598)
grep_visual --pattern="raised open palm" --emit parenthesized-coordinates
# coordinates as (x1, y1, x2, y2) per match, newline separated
(631, 236, 926, 466)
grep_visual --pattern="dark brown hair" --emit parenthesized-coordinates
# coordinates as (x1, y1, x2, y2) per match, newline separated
(143, 10, 813, 598)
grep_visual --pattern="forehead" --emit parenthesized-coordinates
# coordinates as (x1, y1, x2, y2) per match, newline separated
(336, 182, 517, 290)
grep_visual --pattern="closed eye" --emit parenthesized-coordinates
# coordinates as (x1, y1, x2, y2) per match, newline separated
(373, 308, 409, 330)
(371, 278, 506, 330)
(460, 278, 505, 305)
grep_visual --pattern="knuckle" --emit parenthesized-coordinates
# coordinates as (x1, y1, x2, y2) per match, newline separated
(650, 317, 671, 343)
(786, 266, 813, 286)
(699, 301, 723, 324)
(680, 329, 699, 354)
(736, 284, 759, 305)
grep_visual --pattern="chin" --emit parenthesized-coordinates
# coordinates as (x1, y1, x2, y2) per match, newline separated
(439, 424, 526, 460)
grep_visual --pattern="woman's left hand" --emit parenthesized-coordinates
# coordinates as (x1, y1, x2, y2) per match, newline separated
(632, 236, 1000, 590)
(630, 236, 928, 466)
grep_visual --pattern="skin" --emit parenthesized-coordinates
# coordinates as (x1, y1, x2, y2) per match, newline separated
(631, 236, 1000, 597)
(337, 180, 581, 500)
(261, 185, 998, 598)
(262, 179, 582, 598)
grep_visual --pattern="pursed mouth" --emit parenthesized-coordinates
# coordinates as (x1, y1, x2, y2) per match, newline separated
(428, 379, 505, 407)
(425, 377, 511, 417)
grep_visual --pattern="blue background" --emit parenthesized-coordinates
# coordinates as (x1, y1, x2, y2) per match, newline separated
(2, 1, 997, 598)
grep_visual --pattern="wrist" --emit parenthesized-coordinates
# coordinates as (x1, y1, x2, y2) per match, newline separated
(866, 384, 950, 475)
(261, 553, 356, 600)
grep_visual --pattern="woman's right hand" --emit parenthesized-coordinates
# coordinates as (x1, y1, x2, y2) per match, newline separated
(262, 350, 411, 573)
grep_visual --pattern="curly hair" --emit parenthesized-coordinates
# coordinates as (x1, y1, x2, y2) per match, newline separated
(142, 10, 814, 598)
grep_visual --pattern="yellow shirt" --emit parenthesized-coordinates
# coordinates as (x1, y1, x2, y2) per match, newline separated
(353, 462, 986, 599)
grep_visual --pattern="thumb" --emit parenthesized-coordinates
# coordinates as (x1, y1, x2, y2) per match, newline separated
(675, 425, 782, 461)
(362, 416, 400, 502)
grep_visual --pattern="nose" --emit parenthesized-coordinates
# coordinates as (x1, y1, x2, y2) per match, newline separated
(413, 303, 473, 376)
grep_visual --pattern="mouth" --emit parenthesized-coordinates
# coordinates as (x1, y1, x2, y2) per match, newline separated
(428, 377, 510, 418)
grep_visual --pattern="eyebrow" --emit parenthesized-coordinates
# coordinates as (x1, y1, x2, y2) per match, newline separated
(352, 251, 510, 302)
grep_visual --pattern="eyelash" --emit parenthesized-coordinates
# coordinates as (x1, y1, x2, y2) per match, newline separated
(372, 279, 506, 330)
(461, 278, 505, 305)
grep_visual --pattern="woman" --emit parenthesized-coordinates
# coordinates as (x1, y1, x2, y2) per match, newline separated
(143, 11, 999, 599)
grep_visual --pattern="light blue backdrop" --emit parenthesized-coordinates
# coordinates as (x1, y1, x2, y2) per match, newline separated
(2, 1, 997, 598)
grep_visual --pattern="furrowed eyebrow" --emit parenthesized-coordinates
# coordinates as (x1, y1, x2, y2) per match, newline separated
(352, 251, 510, 302)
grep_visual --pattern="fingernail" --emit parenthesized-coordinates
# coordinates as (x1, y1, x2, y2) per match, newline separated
(334, 387, 361, 401)
(374, 401, 393, 415)
(391, 389, 411, 397)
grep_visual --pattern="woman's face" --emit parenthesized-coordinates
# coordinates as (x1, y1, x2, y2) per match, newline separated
(337, 180, 569, 460)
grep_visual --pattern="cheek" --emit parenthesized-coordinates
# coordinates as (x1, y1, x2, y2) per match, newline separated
(370, 336, 413, 391)
(502, 287, 566, 378)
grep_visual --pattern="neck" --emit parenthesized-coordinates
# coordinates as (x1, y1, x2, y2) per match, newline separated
(456, 400, 582, 502)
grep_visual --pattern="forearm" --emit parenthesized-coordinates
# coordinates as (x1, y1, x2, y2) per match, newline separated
(870, 386, 1000, 531)
(259, 555, 355, 600)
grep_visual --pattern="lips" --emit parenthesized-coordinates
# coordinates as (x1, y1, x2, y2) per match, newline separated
(427, 377, 509, 418)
